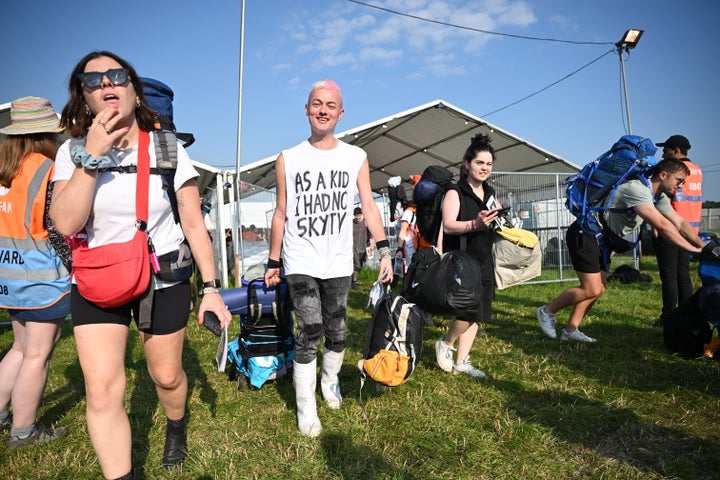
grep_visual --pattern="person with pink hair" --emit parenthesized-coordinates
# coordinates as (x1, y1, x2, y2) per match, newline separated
(264, 80, 393, 437)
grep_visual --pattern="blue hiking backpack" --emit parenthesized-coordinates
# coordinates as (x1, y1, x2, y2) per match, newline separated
(140, 77, 195, 148)
(139, 77, 196, 224)
(564, 135, 658, 250)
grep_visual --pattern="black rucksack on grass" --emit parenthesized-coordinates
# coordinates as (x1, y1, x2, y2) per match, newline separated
(358, 289, 425, 420)
(663, 290, 712, 358)
(360, 290, 424, 388)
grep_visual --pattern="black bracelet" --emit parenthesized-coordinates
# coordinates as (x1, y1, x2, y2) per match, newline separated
(267, 258, 283, 269)
(376, 239, 390, 249)
(202, 279, 221, 288)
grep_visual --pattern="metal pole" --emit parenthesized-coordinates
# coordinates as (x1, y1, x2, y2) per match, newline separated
(233, 0, 246, 286)
(619, 49, 632, 134)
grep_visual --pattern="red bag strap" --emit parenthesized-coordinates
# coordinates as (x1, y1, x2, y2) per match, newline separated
(137, 130, 150, 223)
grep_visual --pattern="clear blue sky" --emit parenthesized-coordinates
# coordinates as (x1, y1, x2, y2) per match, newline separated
(3, 0, 719, 200)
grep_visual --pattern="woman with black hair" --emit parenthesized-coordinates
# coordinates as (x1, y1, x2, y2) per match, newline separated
(434, 134, 501, 379)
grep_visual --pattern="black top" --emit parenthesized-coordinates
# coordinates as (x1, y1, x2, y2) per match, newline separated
(442, 176, 495, 291)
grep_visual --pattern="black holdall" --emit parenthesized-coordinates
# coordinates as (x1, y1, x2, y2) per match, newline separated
(402, 247, 482, 317)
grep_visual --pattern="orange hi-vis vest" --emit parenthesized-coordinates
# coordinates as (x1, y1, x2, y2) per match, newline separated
(672, 159, 702, 233)
(0, 153, 70, 309)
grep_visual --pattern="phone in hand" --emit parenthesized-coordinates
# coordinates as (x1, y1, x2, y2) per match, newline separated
(491, 206, 511, 217)
(203, 311, 223, 336)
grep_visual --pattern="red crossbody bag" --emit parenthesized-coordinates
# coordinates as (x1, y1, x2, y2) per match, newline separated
(72, 131, 153, 308)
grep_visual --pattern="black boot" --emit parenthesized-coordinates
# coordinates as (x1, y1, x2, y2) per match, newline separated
(162, 416, 187, 469)
(112, 469, 134, 480)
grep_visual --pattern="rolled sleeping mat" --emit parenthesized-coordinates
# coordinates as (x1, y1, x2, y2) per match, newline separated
(219, 280, 290, 317)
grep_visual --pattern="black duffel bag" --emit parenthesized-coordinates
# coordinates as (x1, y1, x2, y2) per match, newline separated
(402, 247, 482, 317)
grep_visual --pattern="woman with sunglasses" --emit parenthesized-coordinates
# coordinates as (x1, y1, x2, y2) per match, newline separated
(49, 51, 231, 480)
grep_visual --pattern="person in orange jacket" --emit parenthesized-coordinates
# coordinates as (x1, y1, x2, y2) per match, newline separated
(0, 96, 70, 449)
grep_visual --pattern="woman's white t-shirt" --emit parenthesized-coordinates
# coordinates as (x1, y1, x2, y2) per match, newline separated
(53, 134, 199, 288)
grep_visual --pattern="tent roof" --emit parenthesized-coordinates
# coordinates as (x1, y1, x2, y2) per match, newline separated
(237, 99, 580, 196)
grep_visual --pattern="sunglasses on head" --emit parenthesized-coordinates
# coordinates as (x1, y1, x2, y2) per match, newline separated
(78, 68, 130, 88)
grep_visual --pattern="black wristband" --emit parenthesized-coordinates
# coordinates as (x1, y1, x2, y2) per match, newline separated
(202, 279, 221, 288)
(267, 258, 283, 269)
(376, 239, 390, 249)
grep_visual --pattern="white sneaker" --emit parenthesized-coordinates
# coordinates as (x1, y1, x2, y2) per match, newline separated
(560, 328, 597, 343)
(452, 357, 486, 379)
(536, 305, 557, 339)
(435, 339, 455, 373)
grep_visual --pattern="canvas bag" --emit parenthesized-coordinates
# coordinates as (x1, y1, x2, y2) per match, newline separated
(492, 226, 542, 289)
(71, 131, 152, 308)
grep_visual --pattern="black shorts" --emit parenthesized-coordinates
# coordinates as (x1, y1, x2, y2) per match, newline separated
(566, 222, 607, 274)
(71, 280, 191, 335)
(353, 251, 367, 273)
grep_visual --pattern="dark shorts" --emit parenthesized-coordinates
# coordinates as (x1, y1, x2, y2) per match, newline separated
(7, 294, 71, 321)
(566, 222, 607, 274)
(71, 280, 191, 335)
(353, 251, 367, 273)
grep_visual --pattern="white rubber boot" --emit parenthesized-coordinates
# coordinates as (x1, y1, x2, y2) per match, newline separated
(321, 350, 344, 409)
(293, 359, 322, 437)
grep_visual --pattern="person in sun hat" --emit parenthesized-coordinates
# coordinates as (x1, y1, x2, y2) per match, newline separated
(0, 96, 70, 449)
(49, 51, 231, 479)
(0, 96, 65, 135)
(651, 134, 703, 326)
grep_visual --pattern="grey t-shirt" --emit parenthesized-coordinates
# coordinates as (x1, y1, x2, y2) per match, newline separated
(605, 179, 672, 238)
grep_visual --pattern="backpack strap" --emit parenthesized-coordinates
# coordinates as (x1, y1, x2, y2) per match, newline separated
(272, 284, 292, 325)
(153, 130, 181, 224)
(246, 282, 263, 325)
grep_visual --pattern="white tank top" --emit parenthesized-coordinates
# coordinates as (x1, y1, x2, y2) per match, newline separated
(282, 140, 366, 278)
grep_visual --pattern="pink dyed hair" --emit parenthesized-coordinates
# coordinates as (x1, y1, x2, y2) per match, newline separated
(308, 80, 343, 106)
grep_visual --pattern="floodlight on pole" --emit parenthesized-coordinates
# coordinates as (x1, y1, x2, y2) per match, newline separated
(616, 29, 644, 134)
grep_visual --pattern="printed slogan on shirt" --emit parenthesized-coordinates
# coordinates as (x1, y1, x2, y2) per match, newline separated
(292, 169, 350, 238)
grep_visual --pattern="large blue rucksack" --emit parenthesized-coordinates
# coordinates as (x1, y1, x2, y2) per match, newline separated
(564, 135, 658, 251)
(140, 77, 195, 148)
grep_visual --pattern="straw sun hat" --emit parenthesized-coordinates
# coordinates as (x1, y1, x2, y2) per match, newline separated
(0, 96, 64, 135)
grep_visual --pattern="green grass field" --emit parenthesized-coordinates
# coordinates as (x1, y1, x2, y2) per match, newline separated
(1, 256, 720, 479)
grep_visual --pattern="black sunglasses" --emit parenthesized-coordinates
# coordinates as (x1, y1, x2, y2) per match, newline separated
(78, 68, 130, 88)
